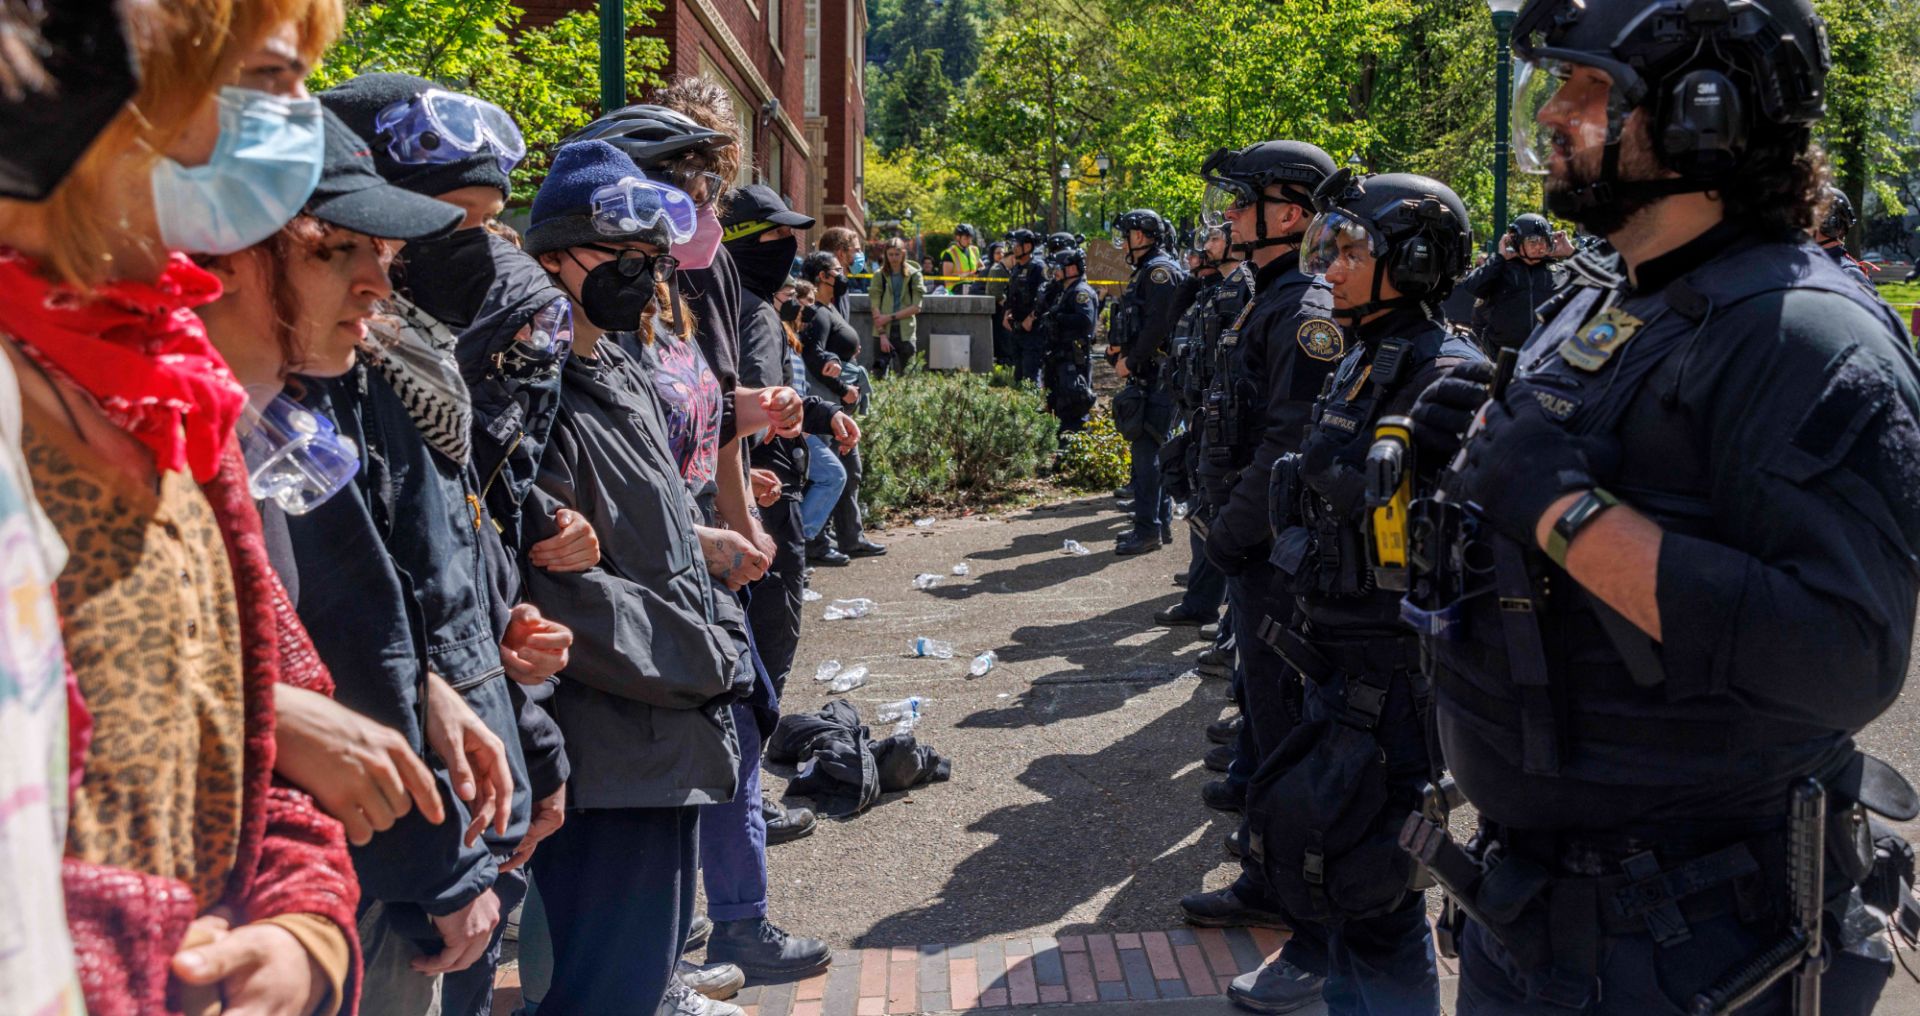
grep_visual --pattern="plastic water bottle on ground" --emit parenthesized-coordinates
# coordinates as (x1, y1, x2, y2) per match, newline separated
(814, 660, 842, 682)
(910, 637, 954, 659)
(912, 573, 940, 590)
(969, 650, 997, 677)
(951, 563, 970, 576)
(802, 588, 823, 602)
(827, 665, 869, 693)
(914, 517, 935, 527)
(1062, 539, 1091, 556)
(877, 696, 926, 732)
(823, 597, 875, 620)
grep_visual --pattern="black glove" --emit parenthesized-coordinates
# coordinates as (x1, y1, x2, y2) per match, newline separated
(1299, 428, 1368, 516)
(1444, 394, 1617, 545)
(1409, 360, 1497, 457)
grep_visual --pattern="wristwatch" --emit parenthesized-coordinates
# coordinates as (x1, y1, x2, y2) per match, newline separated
(1545, 488, 1619, 568)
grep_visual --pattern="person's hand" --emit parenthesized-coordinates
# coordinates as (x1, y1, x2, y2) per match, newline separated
(758, 386, 804, 437)
(173, 917, 327, 1016)
(424, 674, 512, 847)
(1551, 231, 1576, 259)
(529, 508, 599, 572)
(750, 468, 783, 507)
(273, 685, 444, 846)
(1408, 360, 1496, 458)
(874, 312, 891, 328)
(696, 525, 771, 590)
(1444, 393, 1615, 546)
(499, 785, 564, 874)
(500, 604, 572, 685)
(1022, 314, 1036, 330)
(822, 360, 843, 379)
(1498, 233, 1516, 260)
(830, 411, 862, 453)
(413, 889, 501, 975)
(1002, 312, 1013, 329)
(1114, 356, 1132, 379)
(840, 386, 860, 405)
(879, 336, 892, 354)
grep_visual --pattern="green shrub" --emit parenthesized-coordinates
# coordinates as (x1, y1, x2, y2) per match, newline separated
(860, 371, 1059, 513)
(1056, 409, 1132, 493)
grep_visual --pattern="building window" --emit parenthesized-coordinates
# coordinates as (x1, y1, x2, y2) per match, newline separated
(804, 0, 820, 117)
(768, 0, 781, 53)
(699, 54, 755, 186)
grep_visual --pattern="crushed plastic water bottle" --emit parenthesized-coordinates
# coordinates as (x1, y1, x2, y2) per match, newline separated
(914, 517, 935, 527)
(909, 637, 954, 659)
(877, 696, 926, 732)
(823, 597, 875, 620)
(912, 573, 940, 590)
(1173, 501, 1190, 520)
(951, 563, 971, 576)
(802, 588, 823, 602)
(814, 660, 842, 682)
(1062, 539, 1091, 556)
(969, 650, 998, 677)
(827, 665, 869, 693)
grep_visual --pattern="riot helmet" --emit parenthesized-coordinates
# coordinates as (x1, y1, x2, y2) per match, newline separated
(1110, 209, 1171, 264)
(1508, 213, 1554, 260)
(1303, 169, 1473, 320)
(1006, 228, 1042, 256)
(1198, 141, 1336, 254)
(1818, 186, 1854, 243)
(1509, 0, 1831, 230)
(1046, 231, 1084, 255)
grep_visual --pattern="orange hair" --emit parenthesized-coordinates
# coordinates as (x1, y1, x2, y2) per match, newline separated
(0, 0, 342, 288)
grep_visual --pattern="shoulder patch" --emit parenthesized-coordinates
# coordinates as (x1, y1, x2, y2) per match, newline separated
(1150, 266, 1172, 285)
(1296, 318, 1345, 362)
(1076, 290, 1094, 305)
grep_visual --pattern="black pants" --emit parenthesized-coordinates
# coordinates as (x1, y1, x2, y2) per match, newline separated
(437, 864, 527, 1016)
(872, 332, 916, 378)
(530, 806, 698, 1014)
(830, 444, 866, 550)
(747, 496, 807, 698)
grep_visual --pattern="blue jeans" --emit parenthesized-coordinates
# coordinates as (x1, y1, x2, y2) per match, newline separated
(801, 435, 847, 541)
(700, 700, 768, 921)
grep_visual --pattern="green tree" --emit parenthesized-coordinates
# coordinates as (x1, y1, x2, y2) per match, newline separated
(871, 47, 954, 154)
(1816, 0, 1920, 226)
(311, 0, 669, 197)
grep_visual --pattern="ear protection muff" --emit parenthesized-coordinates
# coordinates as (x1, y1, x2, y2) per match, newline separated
(1658, 68, 1748, 179)
(1387, 234, 1442, 298)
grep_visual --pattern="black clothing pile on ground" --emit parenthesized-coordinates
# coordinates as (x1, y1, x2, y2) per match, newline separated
(767, 700, 952, 817)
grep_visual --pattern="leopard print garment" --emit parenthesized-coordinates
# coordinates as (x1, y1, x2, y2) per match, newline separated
(23, 407, 246, 911)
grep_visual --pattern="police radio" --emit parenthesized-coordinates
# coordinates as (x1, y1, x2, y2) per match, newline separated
(1364, 415, 1414, 591)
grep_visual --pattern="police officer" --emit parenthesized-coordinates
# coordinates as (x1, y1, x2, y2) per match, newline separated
(1458, 212, 1573, 349)
(1233, 170, 1482, 1015)
(1155, 226, 1245, 629)
(1816, 186, 1875, 288)
(1110, 209, 1191, 554)
(984, 240, 1015, 366)
(1041, 240, 1100, 434)
(1003, 228, 1049, 384)
(1401, 2, 1920, 1012)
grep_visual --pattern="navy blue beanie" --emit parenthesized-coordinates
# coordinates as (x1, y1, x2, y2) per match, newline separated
(526, 140, 665, 257)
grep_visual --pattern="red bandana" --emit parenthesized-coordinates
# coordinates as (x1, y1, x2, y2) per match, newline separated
(0, 248, 245, 482)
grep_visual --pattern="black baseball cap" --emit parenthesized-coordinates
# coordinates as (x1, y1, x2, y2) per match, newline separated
(306, 107, 464, 242)
(720, 184, 815, 242)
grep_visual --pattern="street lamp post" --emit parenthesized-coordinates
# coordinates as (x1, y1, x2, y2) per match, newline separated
(1095, 152, 1111, 231)
(1058, 161, 1073, 232)
(598, 0, 627, 111)
(1488, 0, 1526, 243)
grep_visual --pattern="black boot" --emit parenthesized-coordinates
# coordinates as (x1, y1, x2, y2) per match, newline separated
(1179, 885, 1289, 929)
(1201, 779, 1245, 813)
(1204, 744, 1234, 773)
(683, 914, 713, 955)
(705, 918, 832, 981)
(1115, 528, 1163, 556)
(1154, 604, 1213, 626)
(1206, 714, 1243, 745)
(841, 537, 888, 558)
(1224, 828, 1244, 860)
(807, 539, 850, 566)
(762, 800, 817, 845)
(1227, 959, 1325, 1014)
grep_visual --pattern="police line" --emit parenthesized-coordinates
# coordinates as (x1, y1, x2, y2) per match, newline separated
(847, 272, 1131, 287)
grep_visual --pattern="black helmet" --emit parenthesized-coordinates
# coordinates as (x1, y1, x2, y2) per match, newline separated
(1511, 0, 1831, 215)
(1110, 209, 1171, 260)
(1304, 169, 1473, 319)
(1045, 231, 1083, 254)
(1508, 213, 1552, 243)
(799, 250, 842, 284)
(1006, 228, 1041, 250)
(564, 104, 731, 170)
(1199, 141, 1336, 253)
(1819, 186, 1854, 241)
(954, 223, 976, 238)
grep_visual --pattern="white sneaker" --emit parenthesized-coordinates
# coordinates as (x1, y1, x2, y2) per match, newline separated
(678, 958, 746, 1000)
(661, 982, 745, 1016)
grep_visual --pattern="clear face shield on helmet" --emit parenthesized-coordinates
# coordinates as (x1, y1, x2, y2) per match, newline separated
(1511, 56, 1625, 177)
(1199, 179, 1254, 230)
(374, 88, 528, 175)
(590, 175, 701, 246)
(1300, 210, 1386, 276)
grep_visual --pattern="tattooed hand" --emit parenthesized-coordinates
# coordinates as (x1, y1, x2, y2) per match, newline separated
(695, 525, 771, 590)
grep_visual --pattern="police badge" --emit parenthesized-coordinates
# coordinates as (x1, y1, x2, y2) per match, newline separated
(1150, 266, 1172, 285)
(1558, 306, 1644, 371)
(1296, 318, 1345, 361)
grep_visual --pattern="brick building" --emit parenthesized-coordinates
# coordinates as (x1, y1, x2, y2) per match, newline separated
(520, 0, 866, 235)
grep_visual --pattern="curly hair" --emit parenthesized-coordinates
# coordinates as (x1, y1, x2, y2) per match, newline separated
(1717, 127, 1829, 241)
(651, 75, 742, 185)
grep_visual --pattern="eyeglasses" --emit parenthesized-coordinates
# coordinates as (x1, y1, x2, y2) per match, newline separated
(578, 244, 680, 283)
(666, 164, 728, 208)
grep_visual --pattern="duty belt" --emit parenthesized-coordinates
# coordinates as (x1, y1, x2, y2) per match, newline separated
(1255, 616, 1421, 688)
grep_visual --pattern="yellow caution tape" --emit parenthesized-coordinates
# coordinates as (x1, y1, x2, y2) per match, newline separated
(847, 272, 1130, 286)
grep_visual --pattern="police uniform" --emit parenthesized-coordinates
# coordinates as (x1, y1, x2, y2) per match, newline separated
(1414, 224, 1920, 1014)
(1162, 263, 1249, 618)
(1825, 242, 1874, 288)
(1042, 273, 1100, 432)
(1247, 306, 1482, 1016)
(1007, 253, 1050, 384)
(1111, 247, 1192, 544)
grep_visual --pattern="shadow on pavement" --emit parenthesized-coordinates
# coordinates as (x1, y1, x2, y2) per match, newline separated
(858, 679, 1237, 947)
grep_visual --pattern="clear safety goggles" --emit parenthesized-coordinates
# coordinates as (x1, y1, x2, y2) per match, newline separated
(1510, 57, 1622, 176)
(374, 89, 526, 175)
(664, 164, 728, 209)
(1300, 210, 1386, 276)
(590, 176, 699, 244)
(239, 392, 360, 515)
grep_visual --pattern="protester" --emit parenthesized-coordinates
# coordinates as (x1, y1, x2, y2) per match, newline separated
(0, 2, 362, 1015)
(869, 237, 926, 377)
(817, 226, 863, 318)
(784, 280, 854, 553)
(798, 252, 886, 563)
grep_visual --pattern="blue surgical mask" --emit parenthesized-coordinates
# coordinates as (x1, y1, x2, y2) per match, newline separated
(151, 87, 324, 254)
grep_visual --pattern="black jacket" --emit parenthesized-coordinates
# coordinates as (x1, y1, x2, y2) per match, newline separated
(1117, 251, 1191, 376)
(1459, 254, 1565, 350)
(798, 305, 860, 399)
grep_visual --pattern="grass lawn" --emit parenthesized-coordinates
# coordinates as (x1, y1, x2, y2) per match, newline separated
(1876, 279, 1920, 311)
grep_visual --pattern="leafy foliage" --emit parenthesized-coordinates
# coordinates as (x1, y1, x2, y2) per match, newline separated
(1054, 408, 1131, 493)
(311, 0, 669, 197)
(1815, 0, 1920, 220)
(860, 370, 1059, 513)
